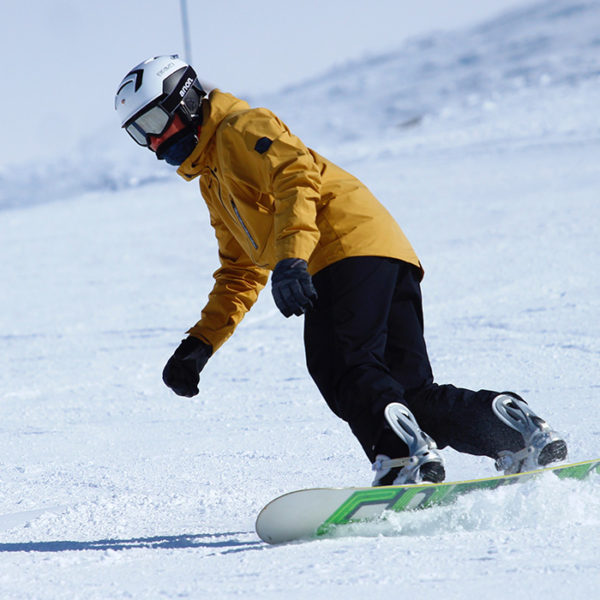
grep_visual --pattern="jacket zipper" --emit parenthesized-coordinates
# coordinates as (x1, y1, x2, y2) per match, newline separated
(209, 167, 258, 250)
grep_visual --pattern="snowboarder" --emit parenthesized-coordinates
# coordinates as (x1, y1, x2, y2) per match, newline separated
(115, 55, 568, 485)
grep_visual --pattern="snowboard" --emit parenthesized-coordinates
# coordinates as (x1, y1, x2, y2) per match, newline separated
(255, 458, 600, 544)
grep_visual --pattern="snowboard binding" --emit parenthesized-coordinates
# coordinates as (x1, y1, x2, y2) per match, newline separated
(492, 393, 568, 475)
(372, 403, 445, 486)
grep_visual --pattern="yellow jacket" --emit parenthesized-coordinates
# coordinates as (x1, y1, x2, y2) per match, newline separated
(177, 90, 421, 351)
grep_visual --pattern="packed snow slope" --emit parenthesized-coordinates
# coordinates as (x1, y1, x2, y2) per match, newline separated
(1, 1, 599, 598)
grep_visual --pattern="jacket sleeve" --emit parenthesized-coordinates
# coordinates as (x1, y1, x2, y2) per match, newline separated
(186, 204, 269, 351)
(219, 110, 322, 263)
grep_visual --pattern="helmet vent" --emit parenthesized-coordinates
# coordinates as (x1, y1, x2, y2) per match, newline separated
(130, 69, 144, 92)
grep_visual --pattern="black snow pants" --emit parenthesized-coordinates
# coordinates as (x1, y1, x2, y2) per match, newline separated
(304, 256, 523, 462)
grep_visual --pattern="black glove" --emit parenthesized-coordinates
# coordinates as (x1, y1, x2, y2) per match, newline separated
(162, 336, 212, 397)
(271, 258, 318, 317)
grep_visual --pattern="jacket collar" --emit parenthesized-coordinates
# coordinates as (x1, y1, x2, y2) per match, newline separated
(177, 90, 250, 181)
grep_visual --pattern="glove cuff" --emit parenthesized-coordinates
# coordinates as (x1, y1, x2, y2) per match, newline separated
(272, 258, 308, 282)
(174, 336, 213, 360)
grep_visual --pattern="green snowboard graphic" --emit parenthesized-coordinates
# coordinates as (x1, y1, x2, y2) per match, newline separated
(256, 459, 600, 544)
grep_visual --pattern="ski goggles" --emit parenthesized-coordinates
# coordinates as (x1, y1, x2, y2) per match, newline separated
(125, 104, 174, 147)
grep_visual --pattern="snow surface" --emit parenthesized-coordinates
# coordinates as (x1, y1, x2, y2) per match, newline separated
(1, 0, 600, 598)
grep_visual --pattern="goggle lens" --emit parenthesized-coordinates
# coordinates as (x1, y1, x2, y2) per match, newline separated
(125, 105, 172, 146)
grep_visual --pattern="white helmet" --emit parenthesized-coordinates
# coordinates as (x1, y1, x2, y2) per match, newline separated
(115, 54, 205, 147)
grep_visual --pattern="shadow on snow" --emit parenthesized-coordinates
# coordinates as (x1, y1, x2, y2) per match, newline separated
(0, 532, 263, 554)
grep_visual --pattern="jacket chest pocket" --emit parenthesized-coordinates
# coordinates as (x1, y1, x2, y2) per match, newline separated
(229, 198, 258, 250)
(206, 168, 259, 251)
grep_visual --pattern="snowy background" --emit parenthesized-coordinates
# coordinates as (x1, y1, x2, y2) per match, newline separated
(1, 0, 600, 598)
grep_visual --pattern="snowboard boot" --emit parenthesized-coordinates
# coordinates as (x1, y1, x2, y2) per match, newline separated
(372, 402, 445, 486)
(492, 393, 568, 475)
